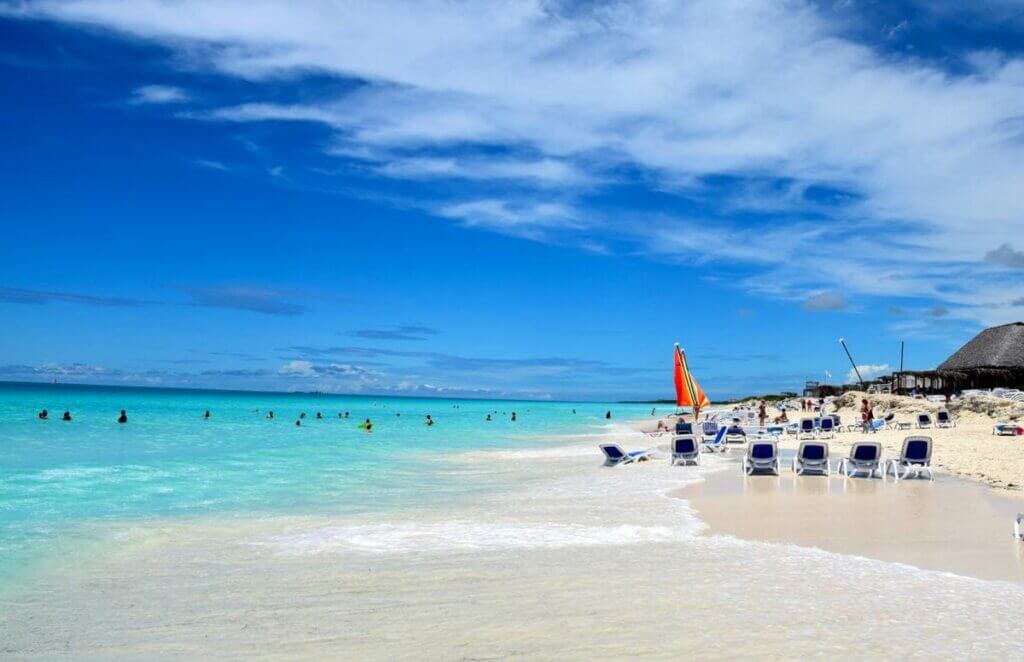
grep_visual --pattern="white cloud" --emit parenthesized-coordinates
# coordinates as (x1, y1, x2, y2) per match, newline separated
(130, 84, 189, 104)
(279, 360, 315, 376)
(846, 363, 890, 383)
(13, 0, 1024, 321)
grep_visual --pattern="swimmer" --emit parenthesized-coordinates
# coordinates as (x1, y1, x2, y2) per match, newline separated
(344, 411, 350, 419)
(511, 411, 517, 422)
(605, 410, 612, 420)
(300, 412, 306, 419)
(426, 414, 434, 426)
(295, 419, 301, 427)
(62, 410, 72, 421)
(486, 414, 492, 422)
(316, 412, 322, 420)
(364, 418, 373, 432)
(203, 410, 211, 420)
(117, 409, 128, 424)
(38, 409, 48, 420)
(267, 411, 275, 420)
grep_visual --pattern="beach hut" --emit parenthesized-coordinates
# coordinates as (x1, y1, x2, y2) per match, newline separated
(935, 322, 1024, 391)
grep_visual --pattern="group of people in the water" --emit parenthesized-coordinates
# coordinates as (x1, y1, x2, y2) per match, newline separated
(38, 408, 125, 423)
(37, 405, 611, 429)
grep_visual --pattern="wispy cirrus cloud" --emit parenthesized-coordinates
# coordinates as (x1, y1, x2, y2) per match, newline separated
(348, 326, 439, 341)
(10, 0, 1024, 324)
(130, 84, 189, 105)
(183, 286, 307, 316)
(0, 285, 146, 307)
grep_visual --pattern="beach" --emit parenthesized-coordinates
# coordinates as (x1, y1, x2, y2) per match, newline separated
(3, 385, 1024, 658)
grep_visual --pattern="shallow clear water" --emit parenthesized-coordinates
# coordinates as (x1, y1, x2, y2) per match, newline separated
(0, 381, 655, 587)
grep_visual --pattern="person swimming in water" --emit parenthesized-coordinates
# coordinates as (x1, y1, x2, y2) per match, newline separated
(316, 412, 322, 420)
(344, 411, 350, 419)
(62, 410, 72, 421)
(605, 410, 612, 420)
(486, 414, 492, 422)
(203, 410, 211, 420)
(38, 409, 48, 420)
(426, 414, 434, 426)
(511, 411, 517, 422)
(295, 419, 301, 427)
(364, 418, 373, 432)
(117, 409, 128, 424)
(267, 411, 274, 420)
(299, 412, 306, 419)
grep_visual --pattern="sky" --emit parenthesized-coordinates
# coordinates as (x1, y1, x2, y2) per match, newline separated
(2, 0, 1024, 401)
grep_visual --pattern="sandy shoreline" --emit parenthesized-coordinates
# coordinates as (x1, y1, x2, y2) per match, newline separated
(676, 455, 1024, 582)
(636, 395, 1024, 582)
(2, 413, 1024, 658)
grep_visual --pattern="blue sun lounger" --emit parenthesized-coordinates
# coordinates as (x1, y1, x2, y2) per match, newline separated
(818, 416, 836, 439)
(600, 444, 653, 466)
(675, 421, 694, 435)
(838, 441, 882, 478)
(936, 410, 956, 428)
(743, 440, 779, 476)
(702, 425, 728, 453)
(797, 417, 816, 440)
(916, 412, 933, 429)
(884, 436, 933, 480)
(671, 436, 700, 466)
(793, 441, 830, 475)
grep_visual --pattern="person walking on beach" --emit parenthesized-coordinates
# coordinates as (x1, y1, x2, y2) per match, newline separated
(758, 401, 767, 427)
(860, 399, 874, 433)
(117, 409, 128, 424)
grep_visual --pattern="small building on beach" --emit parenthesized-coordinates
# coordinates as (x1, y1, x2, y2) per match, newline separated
(894, 322, 1024, 394)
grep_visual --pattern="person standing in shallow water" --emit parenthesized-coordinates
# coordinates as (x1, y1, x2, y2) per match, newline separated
(117, 409, 128, 424)
(605, 411, 612, 420)
(426, 414, 434, 426)
(38, 409, 48, 420)
(511, 412, 517, 422)
(62, 410, 72, 421)
(203, 410, 211, 420)
(364, 418, 373, 432)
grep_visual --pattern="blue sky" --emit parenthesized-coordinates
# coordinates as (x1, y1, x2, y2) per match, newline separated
(2, 0, 1024, 400)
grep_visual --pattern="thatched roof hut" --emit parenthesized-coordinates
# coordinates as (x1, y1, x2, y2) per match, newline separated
(939, 322, 1024, 370)
(926, 322, 1024, 392)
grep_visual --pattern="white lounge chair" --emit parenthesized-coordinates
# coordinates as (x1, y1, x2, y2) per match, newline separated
(793, 441, 830, 476)
(935, 410, 956, 428)
(600, 444, 652, 466)
(797, 417, 816, 440)
(818, 416, 836, 439)
(915, 413, 933, 429)
(743, 440, 779, 476)
(671, 436, 700, 466)
(837, 441, 882, 478)
(884, 436, 933, 480)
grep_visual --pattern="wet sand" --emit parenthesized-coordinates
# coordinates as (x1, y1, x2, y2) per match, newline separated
(678, 450, 1024, 582)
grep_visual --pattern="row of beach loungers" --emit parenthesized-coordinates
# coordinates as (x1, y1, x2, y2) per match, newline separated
(600, 436, 934, 480)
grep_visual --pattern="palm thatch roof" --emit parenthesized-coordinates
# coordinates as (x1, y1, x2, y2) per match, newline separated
(938, 322, 1024, 370)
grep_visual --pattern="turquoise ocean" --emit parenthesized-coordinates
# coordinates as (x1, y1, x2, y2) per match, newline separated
(0, 381, 654, 589)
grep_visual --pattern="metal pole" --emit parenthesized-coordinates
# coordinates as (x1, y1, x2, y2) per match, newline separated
(839, 337, 864, 387)
(898, 341, 904, 395)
